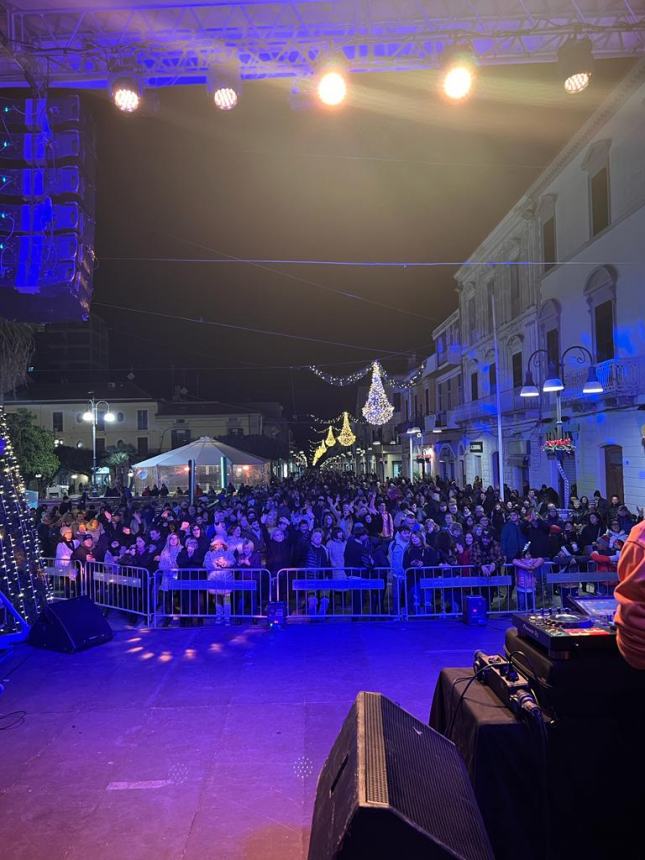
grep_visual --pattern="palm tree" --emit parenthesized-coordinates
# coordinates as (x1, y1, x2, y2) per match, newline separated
(103, 442, 137, 488)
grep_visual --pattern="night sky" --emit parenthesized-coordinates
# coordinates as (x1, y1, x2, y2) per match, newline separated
(91, 58, 633, 423)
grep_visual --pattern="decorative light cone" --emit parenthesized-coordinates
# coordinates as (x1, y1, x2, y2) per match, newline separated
(324, 425, 336, 447)
(582, 365, 603, 394)
(337, 412, 356, 447)
(312, 441, 327, 466)
(362, 362, 395, 425)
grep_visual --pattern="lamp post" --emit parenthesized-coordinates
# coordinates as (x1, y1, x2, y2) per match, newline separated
(406, 426, 421, 480)
(82, 394, 115, 493)
(520, 345, 603, 424)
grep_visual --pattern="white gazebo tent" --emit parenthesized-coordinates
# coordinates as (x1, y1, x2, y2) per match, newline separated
(132, 436, 270, 493)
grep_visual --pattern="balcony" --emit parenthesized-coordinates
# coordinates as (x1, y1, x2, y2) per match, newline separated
(561, 356, 645, 404)
(435, 342, 462, 372)
(451, 389, 538, 424)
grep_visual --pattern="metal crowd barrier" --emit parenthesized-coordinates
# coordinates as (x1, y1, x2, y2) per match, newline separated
(151, 567, 271, 627)
(42, 556, 83, 600)
(403, 565, 514, 618)
(276, 567, 397, 619)
(541, 562, 617, 606)
(85, 561, 152, 624)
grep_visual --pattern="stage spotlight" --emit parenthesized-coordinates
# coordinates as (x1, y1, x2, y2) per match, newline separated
(208, 59, 241, 111)
(213, 87, 238, 111)
(314, 54, 349, 108)
(558, 38, 593, 95)
(439, 47, 477, 102)
(111, 77, 141, 113)
(317, 70, 347, 107)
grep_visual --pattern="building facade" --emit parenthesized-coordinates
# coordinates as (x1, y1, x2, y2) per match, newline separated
(437, 58, 645, 507)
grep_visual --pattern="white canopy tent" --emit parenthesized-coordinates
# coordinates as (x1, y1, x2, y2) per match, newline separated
(132, 436, 270, 493)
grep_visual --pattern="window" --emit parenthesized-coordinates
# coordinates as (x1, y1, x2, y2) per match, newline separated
(594, 300, 615, 362)
(95, 437, 106, 456)
(137, 409, 148, 431)
(137, 436, 149, 457)
(437, 381, 447, 411)
(510, 267, 521, 318)
(546, 328, 560, 371)
(488, 363, 497, 394)
(471, 371, 479, 402)
(467, 296, 476, 343)
(52, 411, 63, 433)
(542, 216, 556, 272)
(590, 166, 610, 236)
(512, 352, 523, 389)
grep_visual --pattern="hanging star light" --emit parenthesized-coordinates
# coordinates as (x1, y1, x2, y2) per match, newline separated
(324, 425, 336, 447)
(362, 361, 395, 426)
(337, 412, 356, 447)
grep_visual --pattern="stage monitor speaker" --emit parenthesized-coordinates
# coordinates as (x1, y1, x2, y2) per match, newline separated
(29, 596, 113, 653)
(308, 691, 493, 860)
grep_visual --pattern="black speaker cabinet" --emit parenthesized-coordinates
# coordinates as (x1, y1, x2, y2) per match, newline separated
(29, 596, 113, 653)
(308, 691, 493, 860)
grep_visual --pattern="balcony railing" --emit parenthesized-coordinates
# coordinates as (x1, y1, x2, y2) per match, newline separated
(435, 342, 462, 370)
(562, 356, 645, 401)
(451, 389, 536, 424)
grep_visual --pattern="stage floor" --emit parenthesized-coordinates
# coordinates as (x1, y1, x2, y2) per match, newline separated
(0, 616, 507, 860)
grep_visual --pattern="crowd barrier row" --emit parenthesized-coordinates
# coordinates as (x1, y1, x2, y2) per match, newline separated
(40, 558, 617, 626)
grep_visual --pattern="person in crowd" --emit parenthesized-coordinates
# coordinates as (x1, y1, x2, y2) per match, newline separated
(500, 509, 524, 563)
(304, 528, 330, 616)
(204, 538, 236, 625)
(512, 544, 545, 611)
(326, 527, 347, 579)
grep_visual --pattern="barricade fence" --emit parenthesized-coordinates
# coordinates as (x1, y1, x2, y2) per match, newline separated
(276, 567, 397, 620)
(152, 568, 271, 627)
(42, 556, 83, 600)
(85, 561, 151, 624)
(41, 557, 152, 625)
(37, 557, 617, 625)
(403, 565, 514, 618)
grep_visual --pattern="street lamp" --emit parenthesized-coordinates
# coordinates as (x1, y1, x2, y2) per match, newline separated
(406, 426, 422, 480)
(521, 345, 603, 425)
(82, 394, 115, 492)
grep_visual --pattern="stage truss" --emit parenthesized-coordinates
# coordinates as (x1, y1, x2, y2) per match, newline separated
(0, 1, 644, 88)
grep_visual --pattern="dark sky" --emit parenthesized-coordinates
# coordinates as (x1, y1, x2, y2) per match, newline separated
(91, 58, 633, 423)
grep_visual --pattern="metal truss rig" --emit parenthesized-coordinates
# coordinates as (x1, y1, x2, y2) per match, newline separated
(1, 0, 644, 88)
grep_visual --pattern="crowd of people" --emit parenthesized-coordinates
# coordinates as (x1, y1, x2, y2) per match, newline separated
(35, 475, 642, 619)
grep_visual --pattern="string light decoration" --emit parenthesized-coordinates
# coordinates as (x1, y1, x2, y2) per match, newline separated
(362, 361, 395, 425)
(308, 411, 369, 427)
(308, 362, 424, 390)
(308, 364, 372, 386)
(337, 412, 356, 447)
(324, 426, 336, 447)
(0, 408, 51, 632)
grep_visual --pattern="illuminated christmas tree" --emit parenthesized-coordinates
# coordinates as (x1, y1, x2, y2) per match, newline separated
(0, 407, 50, 632)
(362, 362, 394, 425)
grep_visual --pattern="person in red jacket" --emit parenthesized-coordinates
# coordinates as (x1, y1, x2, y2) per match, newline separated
(614, 520, 645, 670)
